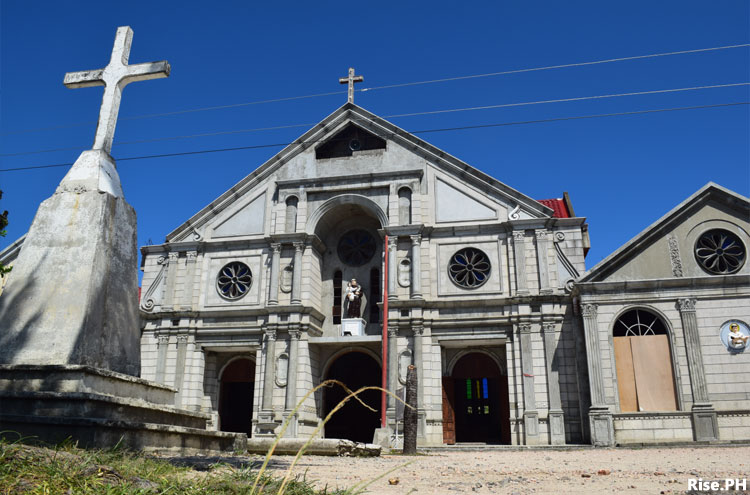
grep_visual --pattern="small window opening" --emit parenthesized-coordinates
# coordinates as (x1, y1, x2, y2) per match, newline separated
(333, 270, 343, 325)
(370, 268, 381, 324)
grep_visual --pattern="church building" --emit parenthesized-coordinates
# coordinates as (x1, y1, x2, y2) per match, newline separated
(137, 101, 593, 446)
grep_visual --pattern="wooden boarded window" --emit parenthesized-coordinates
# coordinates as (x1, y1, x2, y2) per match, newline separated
(613, 309, 678, 412)
(332, 270, 343, 324)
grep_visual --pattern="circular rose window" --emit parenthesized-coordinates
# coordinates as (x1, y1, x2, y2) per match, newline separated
(337, 229, 377, 266)
(694, 229, 746, 275)
(216, 261, 253, 300)
(448, 247, 491, 289)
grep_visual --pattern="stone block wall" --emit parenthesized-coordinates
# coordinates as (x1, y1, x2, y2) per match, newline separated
(613, 413, 694, 443)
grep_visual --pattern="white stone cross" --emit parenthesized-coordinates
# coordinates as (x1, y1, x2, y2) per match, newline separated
(63, 26, 170, 155)
(338, 67, 363, 104)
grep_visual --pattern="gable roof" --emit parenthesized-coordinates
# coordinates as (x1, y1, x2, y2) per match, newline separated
(166, 102, 556, 242)
(579, 182, 750, 283)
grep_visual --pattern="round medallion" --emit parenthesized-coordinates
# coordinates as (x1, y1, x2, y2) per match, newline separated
(720, 320, 750, 353)
(337, 229, 377, 266)
(448, 247, 491, 289)
(216, 261, 253, 300)
(694, 229, 746, 275)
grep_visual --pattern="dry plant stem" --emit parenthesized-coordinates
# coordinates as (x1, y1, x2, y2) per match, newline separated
(278, 385, 413, 495)
(250, 379, 373, 495)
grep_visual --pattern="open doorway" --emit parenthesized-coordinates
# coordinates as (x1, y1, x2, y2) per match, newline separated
(218, 358, 255, 436)
(323, 351, 381, 443)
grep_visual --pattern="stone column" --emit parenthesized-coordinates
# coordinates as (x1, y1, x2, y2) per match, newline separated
(581, 303, 614, 446)
(262, 328, 276, 410)
(291, 242, 304, 305)
(535, 230, 552, 294)
(413, 324, 424, 408)
(519, 323, 540, 444)
(184, 250, 198, 311)
(387, 237, 398, 301)
(268, 243, 281, 305)
(174, 334, 189, 407)
(155, 334, 169, 384)
(285, 329, 300, 410)
(542, 322, 566, 444)
(409, 235, 423, 299)
(678, 298, 718, 441)
(388, 327, 398, 409)
(512, 231, 529, 295)
(162, 251, 180, 310)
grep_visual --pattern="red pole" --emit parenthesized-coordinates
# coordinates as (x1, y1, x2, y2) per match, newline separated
(381, 235, 389, 427)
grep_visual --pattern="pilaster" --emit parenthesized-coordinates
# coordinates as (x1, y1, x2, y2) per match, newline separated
(512, 231, 528, 295)
(518, 323, 540, 444)
(291, 242, 304, 305)
(285, 329, 300, 410)
(678, 298, 718, 441)
(162, 251, 180, 310)
(387, 237, 398, 301)
(581, 303, 614, 446)
(268, 243, 281, 305)
(536, 230, 552, 294)
(542, 322, 565, 444)
(410, 235, 423, 299)
(262, 328, 277, 410)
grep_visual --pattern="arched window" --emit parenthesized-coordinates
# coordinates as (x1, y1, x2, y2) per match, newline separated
(285, 196, 298, 233)
(398, 187, 412, 225)
(613, 308, 677, 412)
(333, 270, 343, 325)
(370, 268, 380, 323)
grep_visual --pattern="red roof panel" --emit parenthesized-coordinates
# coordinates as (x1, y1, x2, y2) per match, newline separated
(537, 198, 570, 218)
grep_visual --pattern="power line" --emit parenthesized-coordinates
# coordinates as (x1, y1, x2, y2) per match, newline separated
(360, 43, 750, 92)
(2, 43, 747, 136)
(3, 81, 748, 157)
(1, 101, 746, 173)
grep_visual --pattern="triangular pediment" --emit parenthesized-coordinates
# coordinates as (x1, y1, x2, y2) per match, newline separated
(579, 183, 750, 283)
(165, 103, 556, 243)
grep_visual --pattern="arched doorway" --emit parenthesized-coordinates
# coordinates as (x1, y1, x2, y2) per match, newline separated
(219, 358, 255, 435)
(443, 352, 510, 444)
(323, 351, 381, 442)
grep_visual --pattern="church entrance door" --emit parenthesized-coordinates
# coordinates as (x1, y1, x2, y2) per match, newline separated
(219, 358, 256, 436)
(444, 352, 510, 444)
(323, 351, 381, 443)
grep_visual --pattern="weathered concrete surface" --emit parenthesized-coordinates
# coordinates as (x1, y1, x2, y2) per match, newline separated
(247, 438, 381, 457)
(0, 151, 140, 375)
(0, 365, 246, 454)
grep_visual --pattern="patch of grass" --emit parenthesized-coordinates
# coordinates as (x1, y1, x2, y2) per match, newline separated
(0, 434, 347, 494)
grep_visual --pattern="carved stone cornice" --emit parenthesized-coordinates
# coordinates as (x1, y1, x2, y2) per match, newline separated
(270, 242, 281, 253)
(289, 329, 301, 340)
(293, 241, 304, 252)
(264, 328, 277, 340)
(157, 335, 169, 345)
(176, 335, 188, 344)
(542, 322, 556, 333)
(185, 250, 198, 263)
(167, 252, 179, 262)
(512, 231, 525, 242)
(535, 230, 548, 241)
(410, 234, 421, 246)
(518, 323, 532, 334)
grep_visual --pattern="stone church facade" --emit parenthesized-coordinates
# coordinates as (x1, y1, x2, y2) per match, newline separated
(137, 103, 591, 446)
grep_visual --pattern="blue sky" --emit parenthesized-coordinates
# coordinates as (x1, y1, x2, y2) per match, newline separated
(1, 1, 748, 273)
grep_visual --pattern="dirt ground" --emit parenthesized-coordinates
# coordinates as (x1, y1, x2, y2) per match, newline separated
(260, 445, 750, 494)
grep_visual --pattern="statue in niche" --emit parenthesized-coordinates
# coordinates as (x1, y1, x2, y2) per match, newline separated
(729, 322, 749, 350)
(345, 278, 363, 318)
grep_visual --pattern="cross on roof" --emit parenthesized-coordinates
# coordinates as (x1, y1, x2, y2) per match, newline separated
(63, 26, 170, 155)
(338, 67, 363, 104)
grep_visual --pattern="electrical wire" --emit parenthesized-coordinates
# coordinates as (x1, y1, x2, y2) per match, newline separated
(2, 43, 747, 136)
(1, 101, 746, 173)
(3, 82, 747, 157)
